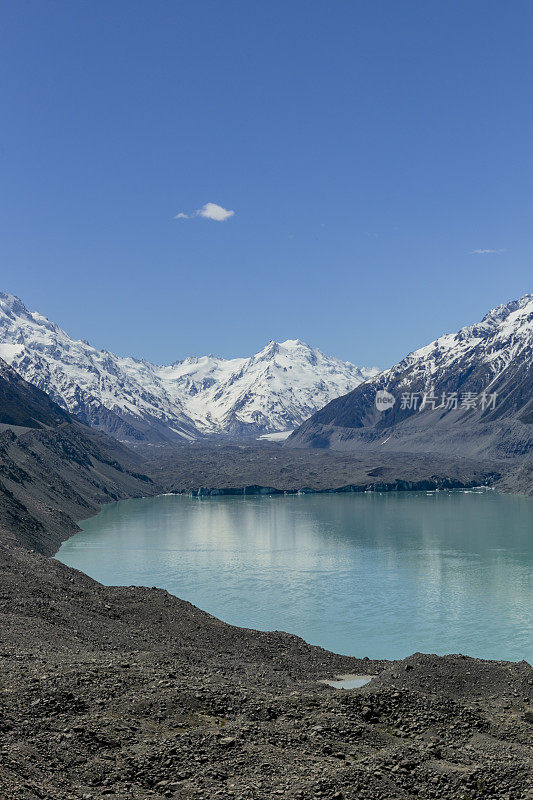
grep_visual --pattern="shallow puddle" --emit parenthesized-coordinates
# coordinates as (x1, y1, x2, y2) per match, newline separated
(320, 674, 375, 689)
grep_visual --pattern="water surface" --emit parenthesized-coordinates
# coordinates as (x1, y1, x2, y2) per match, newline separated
(57, 491, 532, 661)
(320, 675, 375, 689)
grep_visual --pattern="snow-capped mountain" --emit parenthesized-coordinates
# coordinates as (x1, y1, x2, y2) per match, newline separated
(288, 294, 533, 459)
(0, 293, 379, 443)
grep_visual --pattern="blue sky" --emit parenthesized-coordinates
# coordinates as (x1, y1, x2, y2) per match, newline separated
(1, 1, 531, 368)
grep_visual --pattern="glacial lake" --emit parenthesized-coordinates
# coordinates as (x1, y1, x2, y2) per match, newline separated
(56, 491, 533, 662)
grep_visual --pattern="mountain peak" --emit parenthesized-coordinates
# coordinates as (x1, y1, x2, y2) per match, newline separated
(0, 292, 29, 316)
(278, 338, 307, 348)
(480, 293, 533, 326)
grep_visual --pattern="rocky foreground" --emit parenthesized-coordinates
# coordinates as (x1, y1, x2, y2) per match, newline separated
(1, 538, 532, 800)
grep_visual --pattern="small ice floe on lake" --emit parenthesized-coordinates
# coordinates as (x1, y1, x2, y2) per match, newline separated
(320, 674, 375, 690)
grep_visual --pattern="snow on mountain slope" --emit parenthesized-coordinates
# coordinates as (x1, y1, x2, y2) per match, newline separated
(157, 339, 379, 436)
(287, 294, 533, 459)
(389, 294, 533, 385)
(0, 293, 379, 442)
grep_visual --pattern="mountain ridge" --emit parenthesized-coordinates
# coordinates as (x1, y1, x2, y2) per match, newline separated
(0, 293, 379, 443)
(286, 293, 533, 460)
(0, 356, 157, 554)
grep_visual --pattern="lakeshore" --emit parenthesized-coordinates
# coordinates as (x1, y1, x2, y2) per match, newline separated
(2, 535, 532, 800)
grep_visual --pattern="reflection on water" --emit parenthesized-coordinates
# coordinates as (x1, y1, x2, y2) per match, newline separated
(57, 491, 533, 661)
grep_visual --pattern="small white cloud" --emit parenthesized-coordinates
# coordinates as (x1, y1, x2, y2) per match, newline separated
(197, 202, 234, 221)
(472, 248, 506, 255)
(174, 202, 235, 222)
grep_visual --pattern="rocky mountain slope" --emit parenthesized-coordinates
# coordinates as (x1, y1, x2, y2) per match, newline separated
(287, 294, 533, 462)
(0, 357, 70, 429)
(0, 357, 157, 554)
(0, 293, 378, 443)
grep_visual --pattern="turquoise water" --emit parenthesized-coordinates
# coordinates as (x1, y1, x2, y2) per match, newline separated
(56, 490, 533, 662)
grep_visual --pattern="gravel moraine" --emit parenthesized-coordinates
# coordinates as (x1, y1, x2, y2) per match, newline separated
(0, 541, 531, 800)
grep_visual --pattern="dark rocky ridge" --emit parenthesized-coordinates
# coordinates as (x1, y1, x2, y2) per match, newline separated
(0, 425, 158, 557)
(0, 357, 71, 428)
(0, 360, 532, 798)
